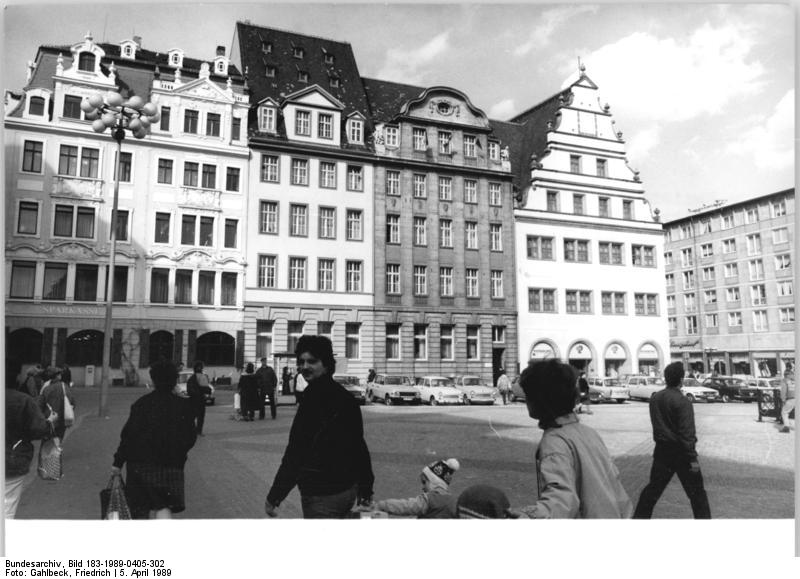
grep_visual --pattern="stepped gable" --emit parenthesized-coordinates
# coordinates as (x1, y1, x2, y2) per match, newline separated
(235, 21, 370, 123)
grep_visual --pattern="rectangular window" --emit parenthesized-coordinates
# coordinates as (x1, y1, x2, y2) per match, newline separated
(527, 236, 554, 260)
(291, 158, 309, 185)
(224, 219, 238, 249)
(439, 176, 453, 201)
(54, 205, 73, 237)
(63, 95, 82, 119)
(599, 242, 623, 265)
(221, 272, 237, 306)
(570, 155, 581, 173)
(598, 197, 609, 217)
(746, 234, 762, 255)
(386, 214, 400, 244)
(489, 183, 502, 206)
(466, 326, 480, 360)
(466, 268, 479, 298)
(386, 324, 401, 360)
(206, 113, 220, 137)
(724, 263, 738, 278)
(413, 217, 427, 246)
(777, 280, 793, 297)
(702, 267, 716, 282)
(318, 113, 333, 139)
(386, 264, 401, 294)
(345, 323, 360, 359)
(601, 291, 626, 315)
(71, 264, 98, 302)
(154, 212, 171, 243)
(750, 284, 767, 306)
(113, 209, 129, 242)
(566, 290, 592, 313)
(439, 219, 453, 248)
(17, 201, 38, 235)
(386, 170, 400, 196)
(749, 260, 764, 281)
(260, 155, 279, 182)
(289, 257, 307, 290)
(703, 289, 717, 304)
(201, 164, 216, 189)
(772, 199, 787, 217)
(160, 106, 171, 131)
(183, 109, 199, 134)
(413, 265, 427, 295)
(174, 269, 192, 304)
(150, 268, 169, 303)
(700, 243, 713, 258)
(772, 227, 789, 245)
(112, 265, 130, 302)
(546, 190, 559, 212)
(10, 261, 36, 299)
(225, 167, 240, 192)
(295, 110, 311, 136)
(347, 166, 364, 191)
(317, 321, 333, 344)
(413, 324, 428, 360)
(287, 321, 305, 354)
(722, 238, 736, 254)
(318, 258, 335, 291)
(320, 162, 337, 189)
(775, 254, 791, 271)
(197, 271, 215, 305)
(42, 263, 68, 300)
(385, 126, 399, 147)
(705, 313, 719, 328)
(231, 117, 241, 141)
(721, 213, 734, 229)
(728, 312, 742, 327)
(490, 271, 504, 299)
(260, 201, 278, 234)
(753, 310, 768, 331)
(684, 293, 697, 312)
(464, 179, 477, 204)
(290, 205, 308, 236)
(413, 174, 427, 198)
(463, 135, 477, 157)
(22, 141, 43, 173)
(623, 200, 633, 220)
(681, 248, 694, 268)
(564, 239, 589, 263)
(488, 142, 500, 161)
(438, 131, 452, 154)
(74, 207, 95, 239)
(345, 210, 363, 241)
(258, 255, 277, 288)
(573, 194, 585, 215)
(348, 119, 363, 143)
(413, 128, 427, 151)
(197, 216, 213, 246)
(529, 288, 556, 312)
(346, 261, 362, 292)
(319, 207, 336, 239)
(28, 96, 44, 116)
(666, 295, 676, 310)
(492, 326, 506, 344)
(666, 273, 674, 287)
(596, 158, 607, 177)
(440, 325, 454, 360)
(157, 158, 173, 184)
(490, 224, 503, 251)
(260, 107, 276, 131)
(465, 222, 478, 250)
(726, 287, 740, 302)
(183, 162, 199, 187)
(632, 245, 655, 267)
(779, 308, 795, 324)
(745, 207, 759, 223)
(440, 267, 453, 297)
(668, 317, 677, 332)
(181, 215, 195, 245)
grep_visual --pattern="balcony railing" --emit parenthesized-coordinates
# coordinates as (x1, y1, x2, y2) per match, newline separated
(51, 176, 105, 200)
(179, 187, 222, 211)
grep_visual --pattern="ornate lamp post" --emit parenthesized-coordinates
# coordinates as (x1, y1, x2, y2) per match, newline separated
(81, 91, 159, 416)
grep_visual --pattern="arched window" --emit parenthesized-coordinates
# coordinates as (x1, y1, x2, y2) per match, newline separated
(149, 330, 174, 364)
(78, 52, 96, 72)
(66, 330, 104, 366)
(28, 96, 45, 116)
(194, 331, 235, 366)
(8, 328, 43, 364)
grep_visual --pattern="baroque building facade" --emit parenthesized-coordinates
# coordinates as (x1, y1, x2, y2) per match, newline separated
(663, 189, 795, 377)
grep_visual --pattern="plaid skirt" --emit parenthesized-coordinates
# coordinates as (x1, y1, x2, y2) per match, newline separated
(126, 462, 186, 519)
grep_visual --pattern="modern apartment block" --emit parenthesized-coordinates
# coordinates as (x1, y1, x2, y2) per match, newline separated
(4, 33, 250, 385)
(663, 189, 795, 377)
(507, 68, 670, 378)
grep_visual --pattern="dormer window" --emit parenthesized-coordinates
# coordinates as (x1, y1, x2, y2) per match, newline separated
(259, 106, 276, 132)
(297, 71, 309, 83)
(78, 52, 96, 72)
(262, 41, 272, 54)
(329, 76, 340, 88)
(123, 45, 133, 57)
(488, 141, 500, 161)
(120, 40, 138, 60)
(348, 118, 363, 144)
(171, 54, 180, 65)
(324, 53, 334, 65)
(266, 65, 276, 78)
(215, 60, 226, 75)
(168, 50, 184, 68)
(293, 47, 305, 59)
(28, 96, 45, 116)
(385, 126, 399, 147)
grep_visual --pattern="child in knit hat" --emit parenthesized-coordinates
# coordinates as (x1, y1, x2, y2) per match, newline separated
(370, 458, 460, 519)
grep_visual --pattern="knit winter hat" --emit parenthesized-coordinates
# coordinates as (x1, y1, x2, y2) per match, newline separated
(456, 484, 511, 519)
(422, 458, 460, 487)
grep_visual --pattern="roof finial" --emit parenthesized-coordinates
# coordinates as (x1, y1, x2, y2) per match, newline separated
(578, 56, 585, 74)
(85, 31, 93, 42)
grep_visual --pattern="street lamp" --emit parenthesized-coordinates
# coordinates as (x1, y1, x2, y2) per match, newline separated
(81, 91, 159, 417)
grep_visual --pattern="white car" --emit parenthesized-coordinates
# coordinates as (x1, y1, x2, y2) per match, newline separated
(680, 378, 720, 403)
(586, 377, 630, 403)
(173, 371, 215, 405)
(415, 376, 464, 405)
(452, 375, 497, 405)
(367, 374, 421, 405)
(626, 376, 666, 401)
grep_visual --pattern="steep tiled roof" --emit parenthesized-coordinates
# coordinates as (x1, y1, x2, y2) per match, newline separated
(489, 119, 525, 189)
(361, 77, 427, 123)
(235, 22, 370, 123)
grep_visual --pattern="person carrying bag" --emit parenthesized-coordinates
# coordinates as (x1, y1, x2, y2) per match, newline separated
(100, 472, 132, 520)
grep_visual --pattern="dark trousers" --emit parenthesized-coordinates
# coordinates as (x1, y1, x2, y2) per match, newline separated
(633, 443, 711, 519)
(263, 387, 277, 419)
(195, 402, 206, 434)
(300, 485, 357, 519)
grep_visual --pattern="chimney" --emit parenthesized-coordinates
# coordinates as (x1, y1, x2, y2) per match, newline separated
(216, 45, 225, 57)
(133, 35, 142, 48)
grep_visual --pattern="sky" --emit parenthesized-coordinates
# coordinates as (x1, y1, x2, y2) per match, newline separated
(2, 1, 795, 221)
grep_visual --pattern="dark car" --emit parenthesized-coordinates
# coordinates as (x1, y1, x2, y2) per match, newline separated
(333, 374, 367, 405)
(702, 376, 758, 403)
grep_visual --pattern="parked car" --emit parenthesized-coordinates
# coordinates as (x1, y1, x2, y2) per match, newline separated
(367, 374, 420, 405)
(586, 377, 629, 403)
(626, 376, 666, 401)
(415, 376, 464, 405)
(173, 371, 216, 405)
(680, 378, 719, 403)
(452, 375, 497, 405)
(747, 377, 785, 391)
(509, 377, 525, 402)
(702, 376, 758, 403)
(334, 374, 367, 405)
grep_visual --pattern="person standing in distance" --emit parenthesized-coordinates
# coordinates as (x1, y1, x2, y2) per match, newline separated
(265, 335, 374, 518)
(633, 362, 711, 518)
(496, 368, 511, 405)
(255, 357, 278, 420)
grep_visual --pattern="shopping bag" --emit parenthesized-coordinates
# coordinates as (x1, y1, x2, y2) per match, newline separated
(234, 392, 241, 410)
(63, 383, 75, 427)
(100, 473, 132, 520)
(37, 437, 62, 480)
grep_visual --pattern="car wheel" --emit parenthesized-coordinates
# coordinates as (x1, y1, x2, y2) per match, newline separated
(370, 393, 376, 403)
(430, 397, 438, 406)
(617, 399, 625, 404)
(722, 394, 731, 403)
(686, 394, 695, 403)
(385, 395, 392, 406)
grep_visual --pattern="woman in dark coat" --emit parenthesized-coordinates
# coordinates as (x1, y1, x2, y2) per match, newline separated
(238, 363, 260, 421)
(111, 360, 197, 519)
(37, 366, 75, 440)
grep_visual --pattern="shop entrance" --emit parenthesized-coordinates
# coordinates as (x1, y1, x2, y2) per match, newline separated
(604, 342, 627, 378)
(568, 342, 592, 374)
(637, 343, 659, 376)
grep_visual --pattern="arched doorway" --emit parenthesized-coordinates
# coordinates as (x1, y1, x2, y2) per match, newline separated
(7, 328, 43, 364)
(149, 330, 175, 364)
(530, 341, 556, 360)
(567, 342, 592, 373)
(637, 343, 660, 376)
(195, 331, 235, 366)
(604, 342, 627, 377)
(66, 330, 104, 366)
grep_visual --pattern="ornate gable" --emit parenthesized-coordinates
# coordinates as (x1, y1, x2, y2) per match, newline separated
(171, 77, 234, 104)
(402, 87, 490, 129)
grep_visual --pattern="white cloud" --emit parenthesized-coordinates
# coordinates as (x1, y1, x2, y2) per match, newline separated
(725, 89, 795, 170)
(513, 6, 598, 56)
(488, 98, 516, 119)
(626, 126, 662, 161)
(376, 31, 451, 84)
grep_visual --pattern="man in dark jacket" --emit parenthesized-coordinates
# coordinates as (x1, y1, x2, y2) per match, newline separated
(265, 335, 374, 518)
(633, 362, 711, 518)
(5, 357, 53, 518)
(255, 358, 278, 420)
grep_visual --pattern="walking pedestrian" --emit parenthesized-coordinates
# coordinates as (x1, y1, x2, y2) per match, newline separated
(510, 359, 632, 518)
(22, 364, 44, 397)
(111, 359, 198, 519)
(255, 357, 278, 420)
(496, 368, 511, 405)
(5, 357, 54, 518)
(281, 366, 291, 395)
(37, 366, 75, 443)
(238, 363, 260, 422)
(366, 368, 377, 385)
(265, 335, 374, 519)
(632, 362, 711, 519)
(576, 371, 593, 414)
(370, 458, 460, 519)
(186, 361, 209, 435)
(778, 376, 794, 433)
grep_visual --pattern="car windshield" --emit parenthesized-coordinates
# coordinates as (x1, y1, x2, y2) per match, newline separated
(461, 377, 481, 386)
(336, 376, 359, 386)
(645, 377, 665, 385)
(430, 378, 452, 387)
(385, 376, 409, 385)
(603, 379, 620, 386)
(682, 379, 701, 387)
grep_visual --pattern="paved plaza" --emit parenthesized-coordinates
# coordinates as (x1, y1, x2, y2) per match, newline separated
(9, 385, 794, 520)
